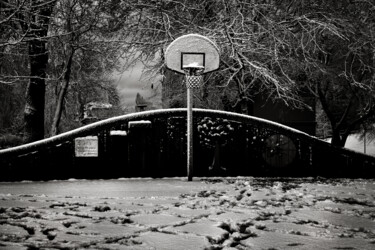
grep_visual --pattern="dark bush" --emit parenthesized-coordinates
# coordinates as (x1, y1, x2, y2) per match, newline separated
(0, 133, 24, 149)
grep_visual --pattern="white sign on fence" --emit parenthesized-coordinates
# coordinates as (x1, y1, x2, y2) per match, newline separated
(74, 136, 98, 157)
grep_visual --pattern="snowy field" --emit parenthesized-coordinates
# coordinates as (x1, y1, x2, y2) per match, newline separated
(0, 178, 374, 250)
(325, 134, 375, 156)
(345, 135, 375, 156)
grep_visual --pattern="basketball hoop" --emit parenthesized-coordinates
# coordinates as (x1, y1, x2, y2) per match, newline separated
(183, 64, 204, 89)
(165, 34, 220, 181)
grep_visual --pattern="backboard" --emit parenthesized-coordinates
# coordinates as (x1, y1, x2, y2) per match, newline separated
(165, 34, 220, 74)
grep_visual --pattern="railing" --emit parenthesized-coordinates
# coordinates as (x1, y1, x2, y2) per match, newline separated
(1, 108, 374, 181)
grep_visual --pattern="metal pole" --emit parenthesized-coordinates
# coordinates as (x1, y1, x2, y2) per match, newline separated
(187, 87, 193, 181)
(364, 127, 367, 154)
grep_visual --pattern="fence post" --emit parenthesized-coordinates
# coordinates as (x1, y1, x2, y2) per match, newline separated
(128, 121, 152, 177)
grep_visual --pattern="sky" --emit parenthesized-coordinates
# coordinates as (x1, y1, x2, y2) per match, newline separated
(114, 62, 162, 111)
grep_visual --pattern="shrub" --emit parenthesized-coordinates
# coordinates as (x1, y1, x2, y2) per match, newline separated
(0, 133, 24, 149)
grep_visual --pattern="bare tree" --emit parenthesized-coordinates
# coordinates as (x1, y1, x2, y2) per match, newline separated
(47, 0, 132, 135)
(1, 0, 126, 139)
(117, 0, 375, 147)
(1, 0, 374, 147)
(303, 0, 375, 146)
(0, 0, 56, 142)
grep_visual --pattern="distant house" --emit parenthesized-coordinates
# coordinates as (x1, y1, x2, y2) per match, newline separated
(135, 93, 153, 112)
(81, 102, 113, 125)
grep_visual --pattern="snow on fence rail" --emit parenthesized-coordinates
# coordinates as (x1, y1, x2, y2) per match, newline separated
(0, 109, 374, 181)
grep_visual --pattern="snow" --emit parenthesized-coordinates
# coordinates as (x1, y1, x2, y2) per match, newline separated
(1, 177, 374, 249)
(324, 134, 375, 156)
(110, 130, 127, 136)
(128, 120, 152, 128)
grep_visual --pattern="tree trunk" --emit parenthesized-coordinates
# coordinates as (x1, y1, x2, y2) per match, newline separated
(209, 141, 227, 175)
(23, 1, 54, 143)
(50, 50, 74, 136)
(24, 39, 49, 142)
(50, 4, 75, 136)
(316, 81, 351, 148)
(331, 130, 347, 147)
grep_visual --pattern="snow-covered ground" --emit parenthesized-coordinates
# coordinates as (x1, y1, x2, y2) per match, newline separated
(325, 134, 375, 156)
(345, 135, 375, 156)
(0, 178, 374, 249)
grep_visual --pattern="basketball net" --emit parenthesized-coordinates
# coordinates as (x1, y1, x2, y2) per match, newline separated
(184, 67, 204, 89)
